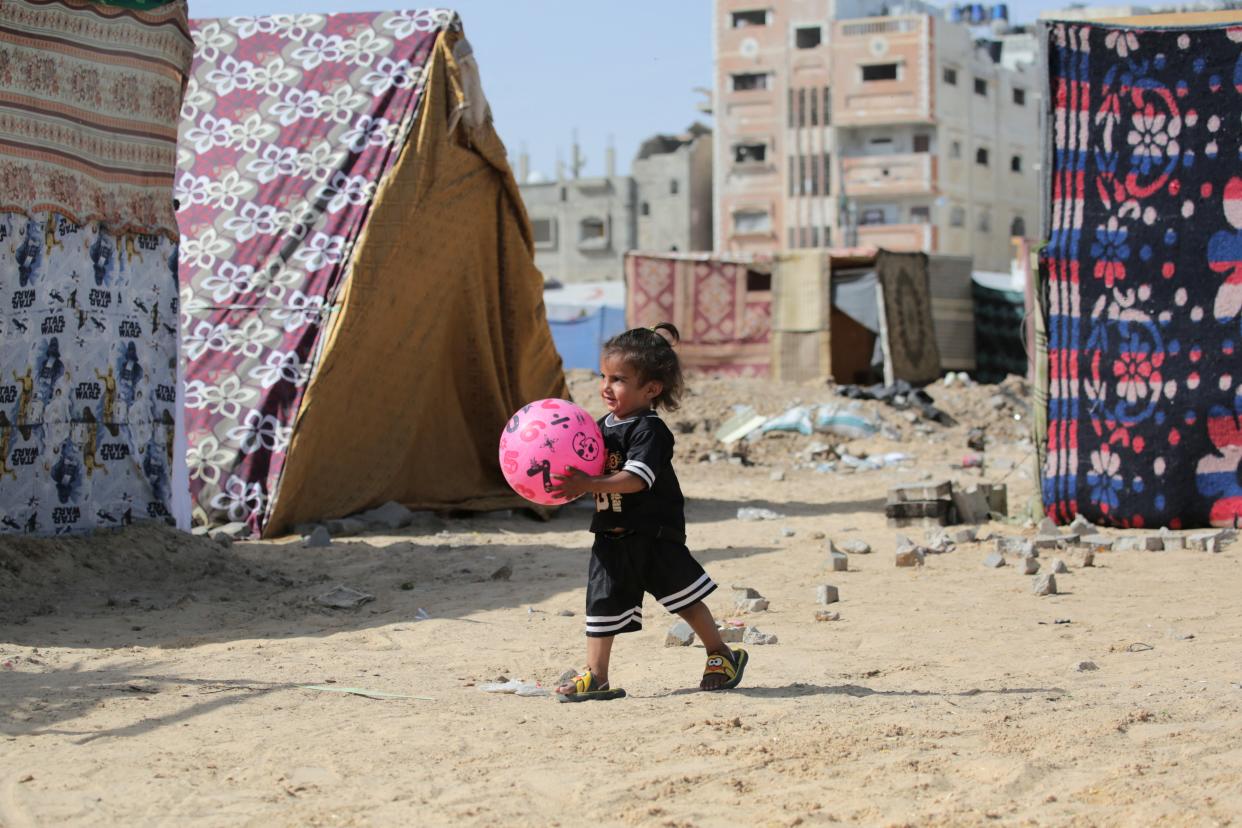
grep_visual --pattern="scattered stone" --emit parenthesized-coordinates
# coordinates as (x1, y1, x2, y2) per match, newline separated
(1032, 573, 1058, 596)
(735, 598, 770, 613)
(769, 468, 786, 482)
(839, 539, 872, 555)
(1081, 548, 1096, 567)
(1022, 555, 1041, 575)
(952, 486, 992, 524)
(355, 500, 415, 530)
(1187, 530, 1227, 551)
(1052, 558, 1070, 574)
(1033, 534, 1063, 550)
(718, 625, 745, 643)
(211, 531, 234, 547)
(556, 609, 575, 617)
(809, 531, 826, 540)
(924, 530, 954, 554)
(737, 507, 784, 521)
(1170, 630, 1195, 641)
(814, 610, 841, 622)
(742, 626, 778, 645)
(996, 536, 1034, 557)
(315, 586, 374, 610)
(732, 586, 763, 601)
(399, 581, 415, 591)
(303, 526, 332, 548)
(1038, 517, 1059, 535)
(1081, 534, 1113, 550)
(325, 517, 368, 537)
(489, 564, 513, 582)
(816, 585, 840, 605)
(984, 553, 1006, 568)
(1069, 514, 1095, 535)
(828, 547, 849, 571)
(949, 527, 978, 544)
(665, 621, 695, 647)
(1116, 535, 1163, 552)
(1074, 660, 1099, 672)
(1159, 528, 1186, 551)
(780, 526, 796, 538)
(895, 546, 925, 567)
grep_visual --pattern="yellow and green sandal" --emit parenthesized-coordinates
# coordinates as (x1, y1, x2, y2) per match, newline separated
(556, 669, 627, 703)
(701, 647, 748, 691)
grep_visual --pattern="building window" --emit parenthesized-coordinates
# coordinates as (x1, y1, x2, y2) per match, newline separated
(788, 156, 796, 196)
(823, 86, 832, 125)
(532, 218, 556, 248)
(559, 187, 567, 202)
(810, 154, 821, 195)
(949, 140, 962, 159)
(862, 63, 899, 82)
(787, 88, 796, 128)
(732, 72, 769, 92)
(797, 155, 806, 196)
(860, 208, 887, 226)
(974, 77, 987, 96)
(734, 209, 772, 235)
(798, 226, 807, 247)
(978, 211, 991, 233)
(747, 269, 772, 291)
(912, 134, 930, 153)
(822, 226, 832, 246)
(670, 179, 679, 194)
(798, 88, 806, 128)
(795, 25, 822, 49)
(976, 147, 989, 166)
(1011, 216, 1027, 237)
(943, 66, 958, 85)
(788, 227, 797, 248)
(950, 206, 966, 227)
(640, 202, 650, 216)
(822, 152, 831, 193)
(811, 226, 821, 247)
(731, 9, 767, 27)
(1013, 87, 1026, 106)
(910, 205, 930, 223)
(579, 217, 607, 245)
(809, 88, 819, 126)
(734, 142, 767, 164)
(1010, 154, 1022, 173)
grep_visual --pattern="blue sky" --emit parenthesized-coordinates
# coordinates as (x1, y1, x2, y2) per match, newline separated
(191, 0, 1076, 179)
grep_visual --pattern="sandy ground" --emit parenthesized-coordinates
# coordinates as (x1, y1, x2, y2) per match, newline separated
(2, 376, 1241, 827)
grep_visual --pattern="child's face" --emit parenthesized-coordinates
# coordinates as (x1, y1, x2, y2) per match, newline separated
(599, 354, 662, 419)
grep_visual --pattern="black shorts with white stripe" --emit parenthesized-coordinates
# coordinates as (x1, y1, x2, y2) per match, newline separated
(584, 532, 717, 638)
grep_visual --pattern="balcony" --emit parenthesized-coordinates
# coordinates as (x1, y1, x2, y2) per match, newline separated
(842, 154, 936, 198)
(855, 223, 936, 251)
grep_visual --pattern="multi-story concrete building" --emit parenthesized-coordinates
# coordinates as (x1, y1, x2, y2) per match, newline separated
(713, 0, 1040, 271)
(519, 127, 713, 284)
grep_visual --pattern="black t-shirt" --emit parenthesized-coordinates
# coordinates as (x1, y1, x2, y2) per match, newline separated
(589, 411, 685, 535)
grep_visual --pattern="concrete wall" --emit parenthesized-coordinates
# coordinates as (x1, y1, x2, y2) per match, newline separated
(521, 176, 637, 284)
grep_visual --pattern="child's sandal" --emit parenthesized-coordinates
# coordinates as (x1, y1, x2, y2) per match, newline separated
(701, 647, 748, 691)
(556, 669, 627, 703)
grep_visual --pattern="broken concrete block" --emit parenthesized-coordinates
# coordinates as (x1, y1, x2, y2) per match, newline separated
(769, 468, 786, 482)
(717, 625, 745, 643)
(895, 547, 925, 567)
(952, 487, 992, 524)
(356, 500, 415, 531)
(1187, 530, 1227, 551)
(984, 553, 1006, 568)
(1032, 573, 1058, 596)
(732, 586, 763, 601)
(303, 526, 332, 548)
(949, 527, 978, 544)
(1081, 534, 1114, 550)
(1074, 660, 1098, 672)
(886, 500, 950, 526)
(814, 610, 841, 622)
(1081, 548, 1095, 567)
(995, 536, 1033, 557)
(1052, 558, 1070, 574)
(742, 626, 778, 645)
(1069, 514, 1095, 535)
(888, 480, 953, 504)
(1116, 535, 1163, 552)
(1022, 555, 1040, 575)
(665, 621, 696, 647)
(735, 598, 770, 613)
(828, 545, 849, 571)
(1033, 534, 1063, 550)
(816, 585, 840, 605)
(1038, 517, 1059, 535)
(1159, 528, 1186, 551)
(839, 539, 871, 555)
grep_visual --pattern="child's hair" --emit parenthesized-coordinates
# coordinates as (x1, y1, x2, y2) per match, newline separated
(602, 322, 685, 411)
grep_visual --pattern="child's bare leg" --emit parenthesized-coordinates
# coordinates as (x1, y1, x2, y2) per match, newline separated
(556, 634, 616, 694)
(676, 600, 736, 690)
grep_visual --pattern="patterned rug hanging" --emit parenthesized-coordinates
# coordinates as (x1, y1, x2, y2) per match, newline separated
(1041, 21, 1242, 528)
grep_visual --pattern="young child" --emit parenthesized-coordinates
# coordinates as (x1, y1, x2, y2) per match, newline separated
(550, 323, 748, 702)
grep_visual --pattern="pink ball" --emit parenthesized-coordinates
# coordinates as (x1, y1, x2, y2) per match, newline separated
(498, 398, 605, 505)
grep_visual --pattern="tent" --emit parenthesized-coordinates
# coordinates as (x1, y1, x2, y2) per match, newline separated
(1038, 18, 1242, 528)
(0, 0, 193, 535)
(627, 249, 948, 385)
(177, 11, 565, 537)
(544, 281, 626, 370)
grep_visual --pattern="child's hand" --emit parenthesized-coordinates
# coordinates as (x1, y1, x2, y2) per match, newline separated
(550, 466, 594, 500)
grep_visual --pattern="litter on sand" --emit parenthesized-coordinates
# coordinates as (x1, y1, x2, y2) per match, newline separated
(478, 678, 550, 697)
(300, 685, 434, 701)
(314, 586, 375, 609)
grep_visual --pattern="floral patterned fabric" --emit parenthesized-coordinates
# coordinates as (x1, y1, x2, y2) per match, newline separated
(177, 11, 456, 532)
(1042, 22, 1242, 528)
(0, 0, 192, 239)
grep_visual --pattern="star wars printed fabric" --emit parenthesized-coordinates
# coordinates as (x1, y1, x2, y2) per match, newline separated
(0, 213, 181, 533)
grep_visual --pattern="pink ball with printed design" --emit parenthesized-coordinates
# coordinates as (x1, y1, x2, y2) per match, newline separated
(498, 399, 605, 505)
